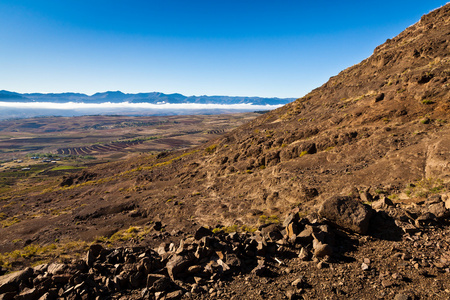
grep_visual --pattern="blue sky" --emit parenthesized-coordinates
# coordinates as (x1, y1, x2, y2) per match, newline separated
(0, 1, 447, 98)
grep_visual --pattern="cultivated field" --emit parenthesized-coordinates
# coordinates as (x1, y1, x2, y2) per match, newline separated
(0, 113, 260, 193)
(0, 113, 260, 160)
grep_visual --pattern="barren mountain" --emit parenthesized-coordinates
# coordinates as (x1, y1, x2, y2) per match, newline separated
(0, 90, 293, 105)
(1, 3, 450, 300)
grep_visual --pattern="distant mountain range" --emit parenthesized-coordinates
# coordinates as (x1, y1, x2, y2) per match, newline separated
(0, 90, 295, 106)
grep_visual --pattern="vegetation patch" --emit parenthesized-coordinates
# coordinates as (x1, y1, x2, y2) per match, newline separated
(420, 118, 431, 124)
(212, 224, 257, 234)
(259, 214, 280, 225)
(388, 194, 399, 200)
(404, 178, 446, 198)
(1, 217, 20, 228)
(299, 151, 308, 157)
(50, 165, 84, 171)
(0, 241, 89, 270)
(96, 225, 152, 244)
(421, 99, 434, 105)
(5, 225, 160, 270)
(205, 144, 217, 154)
(374, 188, 386, 195)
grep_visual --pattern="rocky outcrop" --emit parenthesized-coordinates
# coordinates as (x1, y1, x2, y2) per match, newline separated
(0, 209, 346, 299)
(3, 191, 450, 299)
(0, 268, 33, 295)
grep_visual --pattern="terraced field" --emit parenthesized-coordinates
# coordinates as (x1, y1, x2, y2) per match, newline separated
(0, 113, 260, 162)
(57, 140, 145, 155)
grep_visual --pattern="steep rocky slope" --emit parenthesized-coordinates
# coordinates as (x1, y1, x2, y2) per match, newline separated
(1, 3, 450, 300)
(128, 2, 450, 228)
(2, 1, 450, 254)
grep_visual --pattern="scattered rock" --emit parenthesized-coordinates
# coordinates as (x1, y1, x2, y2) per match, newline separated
(47, 263, 66, 275)
(298, 247, 311, 261)
(252, 264, 268, 277)
(381, 279, 394, 287)
(286, 223, 299, 240)
(285, 288, 302, 300)
(166, 254, 193, 280)
(151, 277, 172, 292)
(415, 212, 437, 227)
(313, 240, 333, 258)
(291, 276, 306, 289)
(361, 263, 370, 271)
(427, 202, 449, 219)
(317, 261, 328, 269)
(297, 226, 314, 245)
(153, 221, 162, 231)
(375, 93, 385, 102)
(394, 293, 410, 300)
(194, 226, 213, 240)
(443, 193, 450, 209)
(283, 212, 300, 228)
(360, 191, 373, 203)
(147, 274, 167, 288)
(187, 265, 203, 274)
(372, 197, 394, 210)
(165, 290, 183, 300)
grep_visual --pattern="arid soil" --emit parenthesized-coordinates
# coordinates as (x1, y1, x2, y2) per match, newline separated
(1, 3, 450, 300)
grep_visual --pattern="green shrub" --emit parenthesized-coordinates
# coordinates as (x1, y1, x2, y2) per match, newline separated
(421, 99, 434, 105)
(205, 144, 217, 154)
(212, 225, 256, 234)
(299, 151, 308, 157)
(420, 118, 430, 124)
(126, 226, 139, 233)
(259, 214, 280, 224)
(374, 189, 385, 194)
(388, 194, 398, 200)
(403, 178, 445, 198)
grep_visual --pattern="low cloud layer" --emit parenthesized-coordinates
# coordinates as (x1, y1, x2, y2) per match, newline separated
(0, 101, 281, 110)
(0, 101, 282, 120)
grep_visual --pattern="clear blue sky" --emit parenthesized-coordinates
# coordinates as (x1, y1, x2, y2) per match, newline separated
(0, 1, 447, 98)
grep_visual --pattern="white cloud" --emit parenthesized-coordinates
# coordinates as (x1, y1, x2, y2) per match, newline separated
(0, 101, 282, 111)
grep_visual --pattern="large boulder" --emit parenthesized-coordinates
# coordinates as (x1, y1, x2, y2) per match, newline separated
(318, 196, 373, 234)
(425, 138, 450, 180)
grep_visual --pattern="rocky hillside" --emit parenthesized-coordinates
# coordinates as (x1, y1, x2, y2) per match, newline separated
(1, 3, 450, 300)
